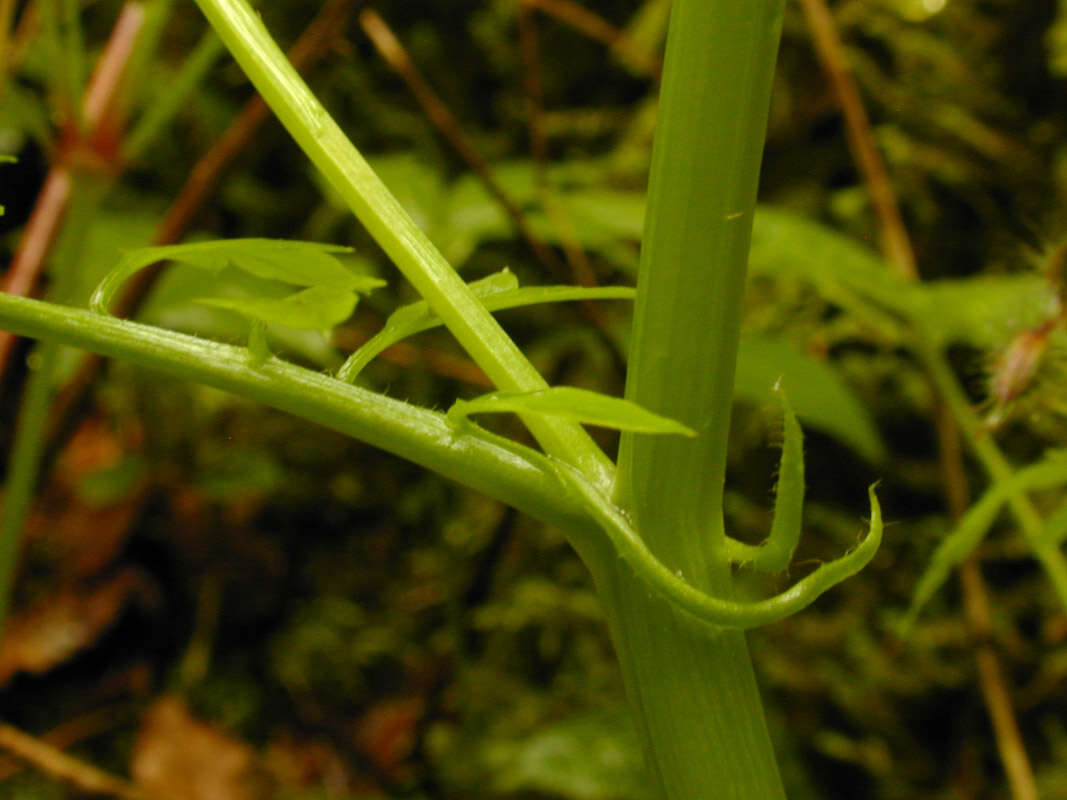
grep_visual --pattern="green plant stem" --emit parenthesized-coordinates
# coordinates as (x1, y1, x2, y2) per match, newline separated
(0, 292, 594, 535)
(191, 0, 614, 490)
(606, 0, 788, 796)
(917, 339, 1067, 608)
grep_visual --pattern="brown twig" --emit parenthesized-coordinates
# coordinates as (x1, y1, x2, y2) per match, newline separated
(0, 706, 129, 782)
(358, 9, 567, 281)
(517, 2, 548, 171)
(799, 2, 1037, 794)
(80, 1, 145, 134)
(796, 0, 917, 281)
(359, 7, 626, 371)
(515, 4, 598, 291)
(519, 0, 660, 79)
(0, 720, 149, 799)
(934, 404, 1038, 800)
(0, 2, 147, 376)
(45, 0, 357, 446)
(803, 0, 1039, 790)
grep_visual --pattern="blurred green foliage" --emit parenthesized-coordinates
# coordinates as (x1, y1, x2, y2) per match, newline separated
(6, 0, 1067, 798)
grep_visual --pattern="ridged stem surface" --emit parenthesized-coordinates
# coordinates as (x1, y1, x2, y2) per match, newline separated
(606, 1, 788, 796)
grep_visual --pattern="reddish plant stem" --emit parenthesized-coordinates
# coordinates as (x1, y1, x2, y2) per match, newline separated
(517, 3, 548, 169)
(359, 9, 565, 278)
(0, 2, 146, 375)
(359, 7, 620, 362)
(796, 0, 917, 280)
(935, 403, 1038, 800)
(802, 2, 1038, 794)
(803, 0, 1038, 791)
(515, 4, 598, 292)
(45, 0, 357, 446)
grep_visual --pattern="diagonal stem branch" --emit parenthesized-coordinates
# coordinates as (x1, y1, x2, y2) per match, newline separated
(192, 0, 614, 490)
(796, 0, 916, 280)
(0, 292, 592, 535)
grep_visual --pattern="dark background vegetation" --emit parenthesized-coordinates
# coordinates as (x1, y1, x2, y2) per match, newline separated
(4, 0, 1067, 797)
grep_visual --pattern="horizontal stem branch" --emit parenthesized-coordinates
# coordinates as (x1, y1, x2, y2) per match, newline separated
(0, 293, 591, 532)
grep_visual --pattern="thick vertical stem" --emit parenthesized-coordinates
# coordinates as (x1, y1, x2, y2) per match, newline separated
(605, 0, 788, 796)
(586, 545, 787, 800)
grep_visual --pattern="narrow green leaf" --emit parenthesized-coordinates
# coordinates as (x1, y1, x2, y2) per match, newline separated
(749, 385, 805, 574)
(389, 268, 519, 332)
(903, 450, 1067, 632)
(337, 270, 634, 383)
(749, 206, 916, 319)
(196, 284, 359, 330)
(337, 268, 518, 382)
(448, 387, 696, 437)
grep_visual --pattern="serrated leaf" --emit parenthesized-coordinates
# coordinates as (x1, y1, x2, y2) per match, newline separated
(92, 238, 381, 315)
(448, 387, 695, 436)
(196, 285, 358, 330)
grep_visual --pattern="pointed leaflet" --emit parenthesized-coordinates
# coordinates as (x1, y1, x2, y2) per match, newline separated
(337, 269, 635, 382)
(553, 450, 883, 628)
(448, 417, 880, 628)
(91, 239, 383, 315)
(448, 387, 695, 437)
(902, 450, 1067, 633)
(338, 269, 518, 381)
